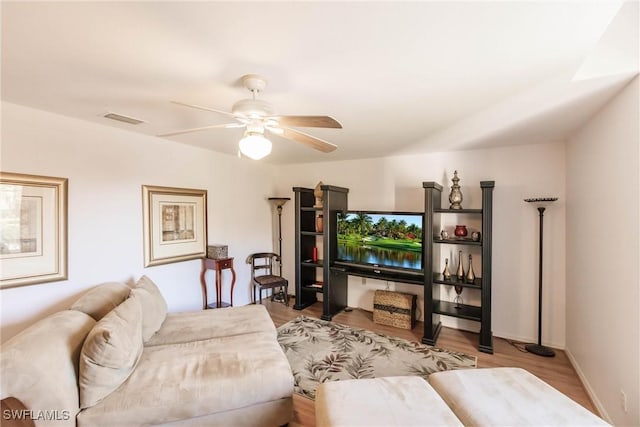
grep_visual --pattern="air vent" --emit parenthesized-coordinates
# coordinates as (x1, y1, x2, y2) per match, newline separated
(103, 112, 145, 125)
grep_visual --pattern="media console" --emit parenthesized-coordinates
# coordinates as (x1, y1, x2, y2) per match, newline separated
(332, 261, 424, 286)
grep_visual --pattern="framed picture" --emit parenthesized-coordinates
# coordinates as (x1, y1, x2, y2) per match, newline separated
(142, 185, 207, 267)
(0, 172, 68, 289)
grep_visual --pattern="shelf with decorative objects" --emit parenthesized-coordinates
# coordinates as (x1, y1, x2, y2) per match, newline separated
(293, 184, 349, 320)
(423, 178, 494, 354)
(432, 273, 482, 289)
(433, 238, 482, 246)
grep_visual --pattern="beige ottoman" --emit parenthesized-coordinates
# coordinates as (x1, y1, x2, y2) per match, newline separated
(429, 367, 610, 426)
(315, 376, 463, 427)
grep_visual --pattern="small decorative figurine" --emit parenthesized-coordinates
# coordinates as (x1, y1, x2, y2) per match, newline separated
(314, 181, 324, 208)
(472, 231, 481, 242)
(440, 229, 449, 240)
(449, 170, 463, 209)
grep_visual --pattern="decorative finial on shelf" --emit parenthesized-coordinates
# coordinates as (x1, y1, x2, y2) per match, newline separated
(314, 181, 324, 208)
(449, 171, 463, 209)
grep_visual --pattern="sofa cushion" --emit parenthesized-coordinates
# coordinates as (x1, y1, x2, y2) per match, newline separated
(79, 297, 143, 409)
(130, 275, 168, 341)
(0, 310, 96, 427)
(316, 376, 463, 427)
(77, 332, 294, 426)
(429, 367, 610, 426)
(144, 304, 276, 347)
(70, 281, 131, 321)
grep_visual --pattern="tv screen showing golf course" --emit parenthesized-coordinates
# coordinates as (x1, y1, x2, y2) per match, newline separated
(336, 211, 423, 271)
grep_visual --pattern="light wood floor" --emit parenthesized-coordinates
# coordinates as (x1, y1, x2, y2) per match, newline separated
(265, 299, 598, 427)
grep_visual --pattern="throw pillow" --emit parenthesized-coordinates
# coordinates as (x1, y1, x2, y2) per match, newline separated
(79, 297, 143, 408)
(130, 275, 168, 342)
(70, 282, 131, 321)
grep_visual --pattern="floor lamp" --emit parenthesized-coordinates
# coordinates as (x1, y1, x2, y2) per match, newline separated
(524, 197, 558, 357)
(268, 197, 290, 302)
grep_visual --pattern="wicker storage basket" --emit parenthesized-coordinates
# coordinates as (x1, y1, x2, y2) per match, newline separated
(373, 290, 417, 330)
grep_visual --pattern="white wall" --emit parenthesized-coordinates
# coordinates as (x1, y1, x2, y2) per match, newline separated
(275, 142, 567, 348)
(565, 76, 639, 426)
(0, 102, 277, 342)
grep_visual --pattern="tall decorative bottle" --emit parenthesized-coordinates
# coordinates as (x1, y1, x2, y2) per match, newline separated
(456, 250, 464, 279)
(454, 250, 465, 308)
(443, 258, 452, 279)
(466, 254, 476, 283)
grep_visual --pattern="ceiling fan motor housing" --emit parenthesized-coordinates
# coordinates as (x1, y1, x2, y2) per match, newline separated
(232, 98, 275, 119)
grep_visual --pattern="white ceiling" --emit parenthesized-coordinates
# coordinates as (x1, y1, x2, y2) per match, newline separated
(2, 1, 638, 164)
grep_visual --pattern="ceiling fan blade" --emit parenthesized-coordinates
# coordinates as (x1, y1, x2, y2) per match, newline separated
(270, 115, 342, 129)
(158, 123, 243, 137)
(279, 127, 338, 153)
(170, 101, 236, 119)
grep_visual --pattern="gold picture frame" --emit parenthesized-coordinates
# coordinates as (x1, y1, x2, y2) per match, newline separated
(142, 185, 207, 267)
(0, 172, 68, 289)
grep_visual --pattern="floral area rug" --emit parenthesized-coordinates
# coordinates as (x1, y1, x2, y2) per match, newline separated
(277, 315, 477, 399)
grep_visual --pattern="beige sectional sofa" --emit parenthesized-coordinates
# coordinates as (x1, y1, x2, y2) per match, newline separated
(1, 276, 294, 426)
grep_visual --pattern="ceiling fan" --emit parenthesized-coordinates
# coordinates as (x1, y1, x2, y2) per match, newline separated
(158, 74, 342, 159)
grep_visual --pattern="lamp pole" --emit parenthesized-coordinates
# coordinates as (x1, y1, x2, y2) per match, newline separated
(268, 197, 290, 303)
(524, 197, 558, 357)
(276, 204, 284, 274)
(268, 197, 290, 276)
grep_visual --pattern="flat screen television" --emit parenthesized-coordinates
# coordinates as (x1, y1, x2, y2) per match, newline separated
(335, 211, 423, 274)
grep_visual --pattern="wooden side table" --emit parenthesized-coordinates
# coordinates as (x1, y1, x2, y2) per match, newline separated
(200, 257, 236, 309)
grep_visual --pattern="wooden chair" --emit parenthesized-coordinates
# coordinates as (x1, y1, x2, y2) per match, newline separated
(245, 252, 289, 306)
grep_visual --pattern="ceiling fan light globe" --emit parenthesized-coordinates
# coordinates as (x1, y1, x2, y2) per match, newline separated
(239, 133, 272, 160)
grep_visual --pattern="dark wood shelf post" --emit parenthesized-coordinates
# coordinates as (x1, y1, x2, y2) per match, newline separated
(478, 181, 495, 353)
(422, 182, 443, 345)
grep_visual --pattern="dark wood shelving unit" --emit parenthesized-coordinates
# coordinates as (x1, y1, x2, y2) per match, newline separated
(423, 180, 495, 354)
(294, 181, 493, 351)
(293, 185, 349, 320)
